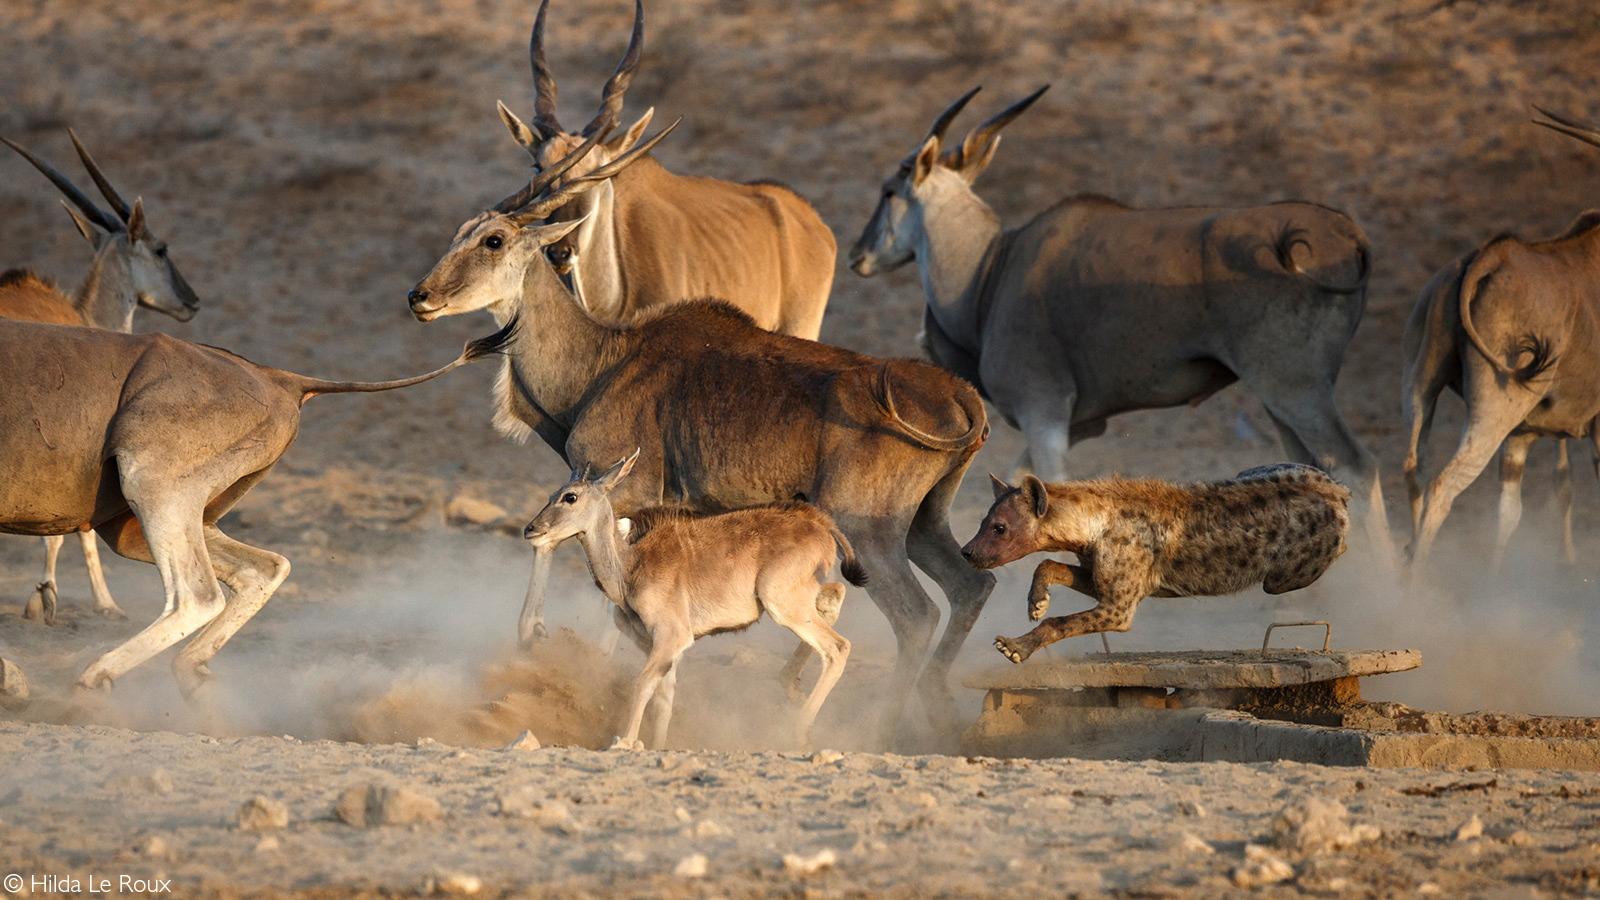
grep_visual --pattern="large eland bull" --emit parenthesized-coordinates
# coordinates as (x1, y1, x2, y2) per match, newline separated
(849, 86, 1394, 560)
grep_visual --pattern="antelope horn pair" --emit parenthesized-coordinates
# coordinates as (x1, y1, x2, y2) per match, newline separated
(908, 84, 1051, 170)
(1, 129, 133, 234)
(498, 116, 681, 223)
(528, 0, 644, 140)
(1532, 104, 1600, 150)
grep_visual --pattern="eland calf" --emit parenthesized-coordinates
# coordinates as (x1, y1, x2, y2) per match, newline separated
(850, 87, 1391, 561)
(1, 130, 201, 623)
(524, 451, 865, 749)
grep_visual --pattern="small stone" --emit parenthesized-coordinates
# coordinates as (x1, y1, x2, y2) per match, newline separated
(446, 496, 509, 526)
(429, 872, 482, 895)
(503, 730, 541, 751)
(1418, 883, 1443, 895)
(912, 792, 938, 808)
(254, 836, 280, 853)
(1175, 832, 1214, 855)
(0, 658, 29, 708)
(687, 820, 730, 840)
(673, 853, 708, 878)
(1232, 845, 1294, 888)
(335, 784, 441, 827)
(675, 806, 693, 823)
(135, 835, 170, 857)
(1175, 800, 1206, 818)
(1499, 829, 1534, 847)
(237, 795, 288, 831)
(496, 789, 570, 825)
(1453, 814, 1484, 842)
(1271, 796, 1375, 854)
(782, 848, 836, 876)
(810, 749, 844, 765)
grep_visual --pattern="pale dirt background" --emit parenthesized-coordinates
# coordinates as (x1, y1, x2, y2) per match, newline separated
(5, 0, 1600, 895)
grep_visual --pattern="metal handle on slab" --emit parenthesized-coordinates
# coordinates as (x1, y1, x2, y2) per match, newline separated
(1262, 620, 1331, 654)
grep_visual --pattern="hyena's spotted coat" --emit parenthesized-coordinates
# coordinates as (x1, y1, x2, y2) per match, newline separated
(960, 464, 1350, 664)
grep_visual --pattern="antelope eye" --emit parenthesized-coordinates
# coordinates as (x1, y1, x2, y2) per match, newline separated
(484, 234, 504, 250)
(561, 493, 577, 504)
(155, 246, 168, 258)
(992, 522, 1007, 535)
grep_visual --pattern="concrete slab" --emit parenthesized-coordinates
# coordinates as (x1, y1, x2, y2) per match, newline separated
(962, 648, 1421, 691)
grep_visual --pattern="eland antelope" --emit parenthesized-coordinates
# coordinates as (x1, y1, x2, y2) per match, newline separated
(849, 87, 1394, 563)
(0, 317, 509, 696)
(1402, 105, 1600, 565)
(409, 124, 996, 741)
(493, 0, 836, 336)
(1, 130, 201, 624)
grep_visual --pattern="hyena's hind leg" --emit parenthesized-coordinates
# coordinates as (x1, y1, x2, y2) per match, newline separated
(780, 582, 846, 703)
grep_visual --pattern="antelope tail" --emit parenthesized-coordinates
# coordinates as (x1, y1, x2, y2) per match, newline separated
(1457, 267, 1555, 386)
(872, 362, 988, 453)
(1273, 223, 1369, 295)
(292, 317, 518, 401)
(828, 524, 869, 587)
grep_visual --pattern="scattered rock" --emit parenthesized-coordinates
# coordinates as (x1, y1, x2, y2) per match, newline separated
(0, 658, 28, 708)
(1494, 828, 1534, 847)
(673, 853, 708, 878)
(810, 749, 844, 765)
(1174, 832, 1214, 855)
(1175, 799, 1206, 818)
(445, 496, 508, 527)
(110, 769, 174, 794)
(685, 819, 730, 840)
(424, 871, 482, 895)
(782, 848, 836, 876)
(254, 836, 280, 854)
(335, 784, 442, 827)
(1270, 796, 1378, 854)
(674, 806, 692, 823)
(1453, 814, 1484, 842)
(502, 730, 541, 751)
(237, 796, 288, 831)
(134, 835, 170, 858)
(1232, 844, 1294, 888)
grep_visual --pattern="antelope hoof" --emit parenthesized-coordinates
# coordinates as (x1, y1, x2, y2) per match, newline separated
(25, 582, 58, 626)
(607, 736, 645, 751)
(519, 621, 550, 647)
(173, 659, 214, 700)
(994, 636, 1033, 665)
(94, 603, 130, 621)
(73, 668, 114, 693)
(783, 678, 806, 705)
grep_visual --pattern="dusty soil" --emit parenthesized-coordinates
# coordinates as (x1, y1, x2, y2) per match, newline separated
(6, 0, 1600, 895)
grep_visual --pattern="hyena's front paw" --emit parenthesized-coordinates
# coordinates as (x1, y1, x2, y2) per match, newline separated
(994, 635, 1035, 665)
(1027, 588, 1050, 622)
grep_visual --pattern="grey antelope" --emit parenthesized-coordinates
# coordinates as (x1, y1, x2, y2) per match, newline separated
(849, 87, 1394, 563)
(1, 130, 201, 624)
(963, 464, 1349, 664)
(1402, 105, 1600, 565)
(524, 451, 865, 749)
(0, 318, 509, 696)
(410, 127, 995, 741)
(494, 0, 835, 336)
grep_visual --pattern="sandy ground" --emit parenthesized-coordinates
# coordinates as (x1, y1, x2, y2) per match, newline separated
(6, 0, 1600, 894)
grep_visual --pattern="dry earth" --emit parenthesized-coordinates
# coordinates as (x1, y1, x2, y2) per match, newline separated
(5, 0, 1600, 895)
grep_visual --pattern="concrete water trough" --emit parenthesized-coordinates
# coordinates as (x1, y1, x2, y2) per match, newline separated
(962, 625, 1600, 770)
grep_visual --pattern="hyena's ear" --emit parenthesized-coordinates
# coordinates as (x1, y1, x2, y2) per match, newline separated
(1021, 475, 1049, 518)
(989, 473, 1013, 500)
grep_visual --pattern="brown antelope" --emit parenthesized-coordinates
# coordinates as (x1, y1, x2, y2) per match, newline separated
(523, 451, 865, 749)
(849, 87, 1394, 564)
(0, 317, 509, 696)
(1402, 106, 1600, 565)
(493, 0, 835, 336)
(962, 464, 1350, 663)
(1, 131, 201, 624)
(409, 128, 996, 740)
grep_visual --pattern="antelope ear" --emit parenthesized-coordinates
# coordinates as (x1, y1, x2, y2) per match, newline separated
(912, 135, 940, 185)
(126, 197, 147, 242)
(519, 213, 589, 245)
(595, 448, 640, 492)
(959, 135, 1002, 183)
(60, 201, 98, 243)
(605, 107, 654, 156)
(498, 100, 542, 157)
(1021, 475, 1049, 519)
(989, 473, 1013, 500)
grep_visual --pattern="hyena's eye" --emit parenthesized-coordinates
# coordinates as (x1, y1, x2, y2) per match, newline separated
(992, 522, 1007, 535)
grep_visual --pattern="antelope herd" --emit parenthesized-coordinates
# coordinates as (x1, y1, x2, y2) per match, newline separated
(3, 1, 1599, 748)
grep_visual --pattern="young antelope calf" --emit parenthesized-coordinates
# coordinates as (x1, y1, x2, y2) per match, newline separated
(961, 464, 1350, 664)
(523, 451, 867, 749)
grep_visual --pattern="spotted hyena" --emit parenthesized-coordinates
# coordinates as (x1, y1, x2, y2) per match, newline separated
(960, 464, 1351, 664)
